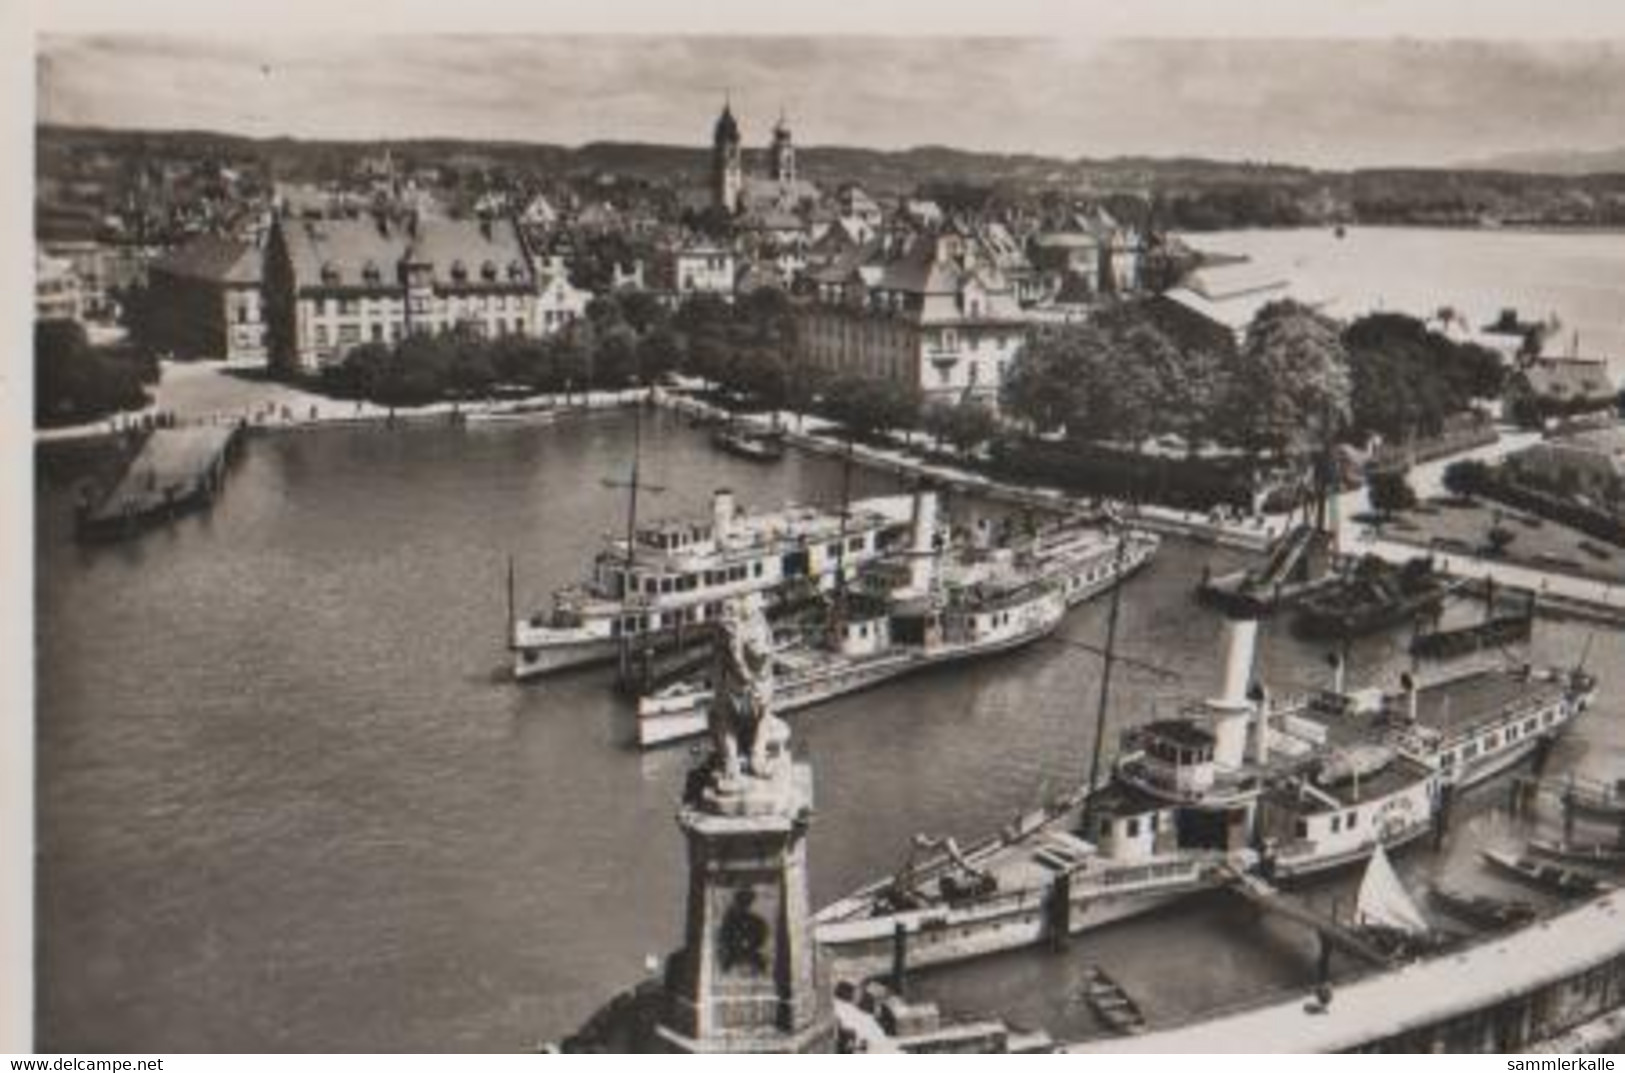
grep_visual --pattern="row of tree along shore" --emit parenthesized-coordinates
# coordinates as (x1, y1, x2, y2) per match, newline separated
(41, 285, 1621, 515)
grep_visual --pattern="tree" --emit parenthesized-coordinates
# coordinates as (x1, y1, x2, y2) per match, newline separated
(1003, 312, 1201, 447)
(1231, 300, 1352, 455)
(1441, 459, 1489, 500)
(1485, 524, 1517, 557)
(35, 320, 152, 427)
(1343, 313, 1504, 441)
(1367, 467, 1418, 519)
(823, 374, 919, 442)
(1001, 328, 1081, 434)
(942, 401, 999, 457)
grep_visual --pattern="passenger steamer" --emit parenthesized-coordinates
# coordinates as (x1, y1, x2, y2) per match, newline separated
(635, 496, 1159, 746)
(511, 488, 916, 678)
(812, 615, 1596, 978)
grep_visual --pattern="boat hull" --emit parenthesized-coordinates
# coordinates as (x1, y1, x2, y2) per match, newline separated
(637, 625, 1053, 747)
(512, 634, 623, 678)
(814, 877, 1202, 981)
(1268, 818, 1435, 882)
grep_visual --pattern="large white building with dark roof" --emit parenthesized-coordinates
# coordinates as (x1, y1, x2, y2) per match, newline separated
(264, 213, 579, 375)
(796, 230, 1028, 407)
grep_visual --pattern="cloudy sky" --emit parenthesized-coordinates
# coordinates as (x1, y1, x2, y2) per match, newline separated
(35, 35, 1625, 168)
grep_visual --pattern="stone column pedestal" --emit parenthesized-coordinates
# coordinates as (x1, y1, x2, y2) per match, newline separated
(654, 761, 834, 1054)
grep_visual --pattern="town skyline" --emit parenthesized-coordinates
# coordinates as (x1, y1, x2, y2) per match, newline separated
(37, 35, 1625, 170)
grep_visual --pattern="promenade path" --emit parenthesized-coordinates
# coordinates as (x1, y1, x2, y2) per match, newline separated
(36, 361, 642, 442)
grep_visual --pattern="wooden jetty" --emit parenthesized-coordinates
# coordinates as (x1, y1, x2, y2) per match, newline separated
(1221, 867, 1394, 969)
(78, 425, 241, 540)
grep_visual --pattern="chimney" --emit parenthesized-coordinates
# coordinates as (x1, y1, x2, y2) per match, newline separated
(712, 488, 735, 543)
(1208, 617, 1260, 770)
(1401, 672, 1419, 724)
(906, 489, 939, 594)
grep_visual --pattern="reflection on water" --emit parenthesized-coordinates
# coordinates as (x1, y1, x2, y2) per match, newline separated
(35, 411, 1624, 1050)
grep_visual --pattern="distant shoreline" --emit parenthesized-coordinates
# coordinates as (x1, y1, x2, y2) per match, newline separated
(1182, 222, 1625, 238)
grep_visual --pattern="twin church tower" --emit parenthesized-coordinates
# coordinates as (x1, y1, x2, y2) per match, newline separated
(711, 100, 798, 214)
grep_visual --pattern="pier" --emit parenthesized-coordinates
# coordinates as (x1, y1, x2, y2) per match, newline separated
(1220, 868, 1393, 969)
(78, 425, 241, 539)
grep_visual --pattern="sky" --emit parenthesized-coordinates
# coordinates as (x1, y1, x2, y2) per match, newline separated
(33, 35, 1625, 169)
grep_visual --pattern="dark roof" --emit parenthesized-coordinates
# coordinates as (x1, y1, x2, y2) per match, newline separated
(151, 234, 261, 285)
(876, 236, 963, 294)
(1139, 719, 1216, 750)
(280, 215, 532, 291)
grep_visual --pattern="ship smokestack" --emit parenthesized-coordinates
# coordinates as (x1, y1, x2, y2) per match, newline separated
(1214, 617, 1258, 711)
(1208, 617, 1259, 769)
(712, 488, 735, 543)
(907, 489, 939, 594)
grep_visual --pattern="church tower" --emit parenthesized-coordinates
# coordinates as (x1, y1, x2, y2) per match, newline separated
(712, 100, 744, 214)
(770, 109, 796, 187)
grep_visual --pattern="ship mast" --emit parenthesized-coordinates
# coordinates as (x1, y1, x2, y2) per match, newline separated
(601, 381, 665, 589)
(829, 431, 855, 637)
(1079, 536, 1129, 836)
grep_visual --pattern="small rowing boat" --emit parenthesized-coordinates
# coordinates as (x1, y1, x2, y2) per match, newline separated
(1481, 848, 1613, 898)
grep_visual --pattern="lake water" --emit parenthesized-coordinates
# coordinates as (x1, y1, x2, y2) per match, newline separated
(35, 413, 1625, 1051)
(1181, 226, 1625, 367)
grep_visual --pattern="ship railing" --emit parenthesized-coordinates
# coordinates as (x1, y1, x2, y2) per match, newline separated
(1092, 855, 1210, 890)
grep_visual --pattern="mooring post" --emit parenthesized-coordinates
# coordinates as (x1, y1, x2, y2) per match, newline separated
(1048, 870, 1073, 951)
(1434, 782, 1456, 849)
(890, 922, 908, 998)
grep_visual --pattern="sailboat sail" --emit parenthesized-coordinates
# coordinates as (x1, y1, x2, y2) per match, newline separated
(1355, 843, 1429, 936)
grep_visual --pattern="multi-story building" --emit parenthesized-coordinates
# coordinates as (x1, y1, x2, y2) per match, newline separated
(263, 212, 546, 376)
(146, 234, 266, 361)
(652, 243, 737, 302)
(35, 251, 85, 323)
(535, 271, 591, 335)
(797, 232, 1028, 407)
(1028, 208, 1143, 300)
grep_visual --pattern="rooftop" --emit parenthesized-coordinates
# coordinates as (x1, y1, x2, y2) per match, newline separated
(151, 234, 261, 285)
(279, 215, 532, 292)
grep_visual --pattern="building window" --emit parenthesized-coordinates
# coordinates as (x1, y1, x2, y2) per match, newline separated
(371, 323, 384, 342)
